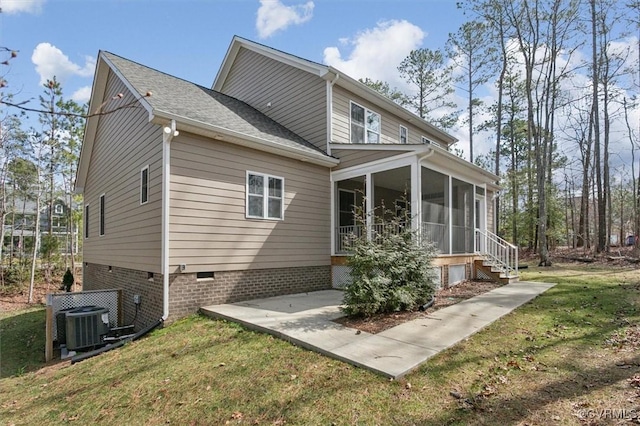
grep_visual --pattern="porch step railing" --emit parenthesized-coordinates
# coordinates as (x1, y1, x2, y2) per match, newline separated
(475, 228, 518, 278)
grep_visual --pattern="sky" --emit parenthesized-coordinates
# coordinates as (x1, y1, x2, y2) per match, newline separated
(1, 0, 464, 108)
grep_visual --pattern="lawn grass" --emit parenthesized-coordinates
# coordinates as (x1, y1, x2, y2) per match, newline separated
(1, 263, 639, 425)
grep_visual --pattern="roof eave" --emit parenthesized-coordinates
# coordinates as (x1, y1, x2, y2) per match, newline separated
(153, 111, 339, 168)
(430, 147, 500, 183)
(75, 52, 155, 194)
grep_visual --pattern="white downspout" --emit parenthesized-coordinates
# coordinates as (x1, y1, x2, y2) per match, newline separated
(161, 120, 179, 321)
(326, 73, 339, 156)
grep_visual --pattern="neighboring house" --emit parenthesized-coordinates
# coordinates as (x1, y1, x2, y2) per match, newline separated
(76, 36, 516, 328)
(3, 198, 77, 254)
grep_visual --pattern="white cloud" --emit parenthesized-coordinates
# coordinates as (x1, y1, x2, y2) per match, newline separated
(256, 0, 314, 39)
(1, 0, 45, 14)
(323, 20, 425, 90)
(31, 43, 95, 85)
(71, 86, 92, 103)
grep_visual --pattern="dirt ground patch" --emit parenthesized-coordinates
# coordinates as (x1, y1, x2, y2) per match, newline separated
(334, 280, 502, 334)
(0, 279, 82, 313)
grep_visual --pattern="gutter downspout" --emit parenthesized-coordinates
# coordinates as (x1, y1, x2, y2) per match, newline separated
(161, 120, 179, 322)
(326, 73, 339, 156)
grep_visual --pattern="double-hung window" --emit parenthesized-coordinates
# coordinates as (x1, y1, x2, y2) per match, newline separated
(350, 101, 380, 144)
(399, 125, 408, 144)
(246, 172, 284, 220)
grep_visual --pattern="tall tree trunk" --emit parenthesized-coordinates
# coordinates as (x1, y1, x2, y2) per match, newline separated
(28, 182, 41, 304)
(591, 0, 606, 252)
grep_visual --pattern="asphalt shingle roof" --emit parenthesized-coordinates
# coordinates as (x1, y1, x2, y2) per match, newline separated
(103, 52, 329, 158)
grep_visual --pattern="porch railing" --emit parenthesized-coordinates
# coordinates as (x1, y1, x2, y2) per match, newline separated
(336, 223, 409, 253)
(474, 228, 518, 278)
(420, 222, 446, 252)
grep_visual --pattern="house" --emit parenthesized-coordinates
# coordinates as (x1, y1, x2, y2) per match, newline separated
(3, 198, 77, 255)
(76, 36, 516, 328)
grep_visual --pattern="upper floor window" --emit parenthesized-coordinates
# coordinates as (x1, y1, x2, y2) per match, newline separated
(140, 165, 149, 205)
(246, 172, 284, 220)
(350, 101, 380, 144)
(399, 125, 408, 144)
(54, 204, 63, 215)
(422, 136, 442, 148)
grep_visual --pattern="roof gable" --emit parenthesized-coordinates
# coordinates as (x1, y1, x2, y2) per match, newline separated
(214, 36, 457, 146)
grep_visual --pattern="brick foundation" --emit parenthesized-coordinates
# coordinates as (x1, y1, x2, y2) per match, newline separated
(169, 265, 331, 320)
(84, 263, 331, 325)
(83, 263, 164, 330)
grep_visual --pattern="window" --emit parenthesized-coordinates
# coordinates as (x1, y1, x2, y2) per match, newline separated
(422, 136, 442, 148)
(84, 205, 89, 238)
(399, 125, 408, 144)
(99, 194, 105, 236)
(350, 101, 380, 144)
(140, 165, 149, 204)
(246, 172, 284, 220)
(54, 204, 63, 215)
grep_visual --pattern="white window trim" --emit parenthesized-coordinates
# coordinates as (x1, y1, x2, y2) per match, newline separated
(350, 101, 381, 144)
(399, 125, 408, 144)
(99, 193, 105, 237)
(140, 165, 149, 205)
(246, 171, 285, 220)
(84, 204, 90, 239)
(54, 204, 63, 215)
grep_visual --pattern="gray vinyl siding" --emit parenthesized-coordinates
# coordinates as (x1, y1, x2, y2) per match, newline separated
(83, 70, 163, 272)
(219, 48, 328, 152)
(169, 132, 331, 272)
(331, 149, 409, 170)
(332, 86, 446, 146)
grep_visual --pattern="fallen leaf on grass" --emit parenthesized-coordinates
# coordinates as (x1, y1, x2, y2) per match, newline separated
(506, 360, 523, 370)
(629, 374, 640, 388)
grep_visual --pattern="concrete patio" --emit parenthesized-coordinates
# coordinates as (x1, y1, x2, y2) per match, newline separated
(200, 281, 555, 379)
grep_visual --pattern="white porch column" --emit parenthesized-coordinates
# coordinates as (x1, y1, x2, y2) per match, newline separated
(448, 175, 453, 255)
(330, 178, 335, 256)
(365, 172, 372, 240)
(411, 160, 420, 234)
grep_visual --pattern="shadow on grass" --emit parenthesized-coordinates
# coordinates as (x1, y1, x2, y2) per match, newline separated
(0, 307, 47, 378)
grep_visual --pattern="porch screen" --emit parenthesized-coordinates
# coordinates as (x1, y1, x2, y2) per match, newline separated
(421, 167, 449, 253)
(451, 178, 474, 254)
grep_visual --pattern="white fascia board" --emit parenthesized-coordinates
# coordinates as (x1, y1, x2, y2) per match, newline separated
(75, 53, 155, 194)
(331, 149, 428, 182)
(100, 53, 154, 119)
(153, 112, 339, 168)
(212, 36, 328, 91)
(423, 150, 499, 186)
(330, 143, 424, 152)
(328, 66, 457, 146)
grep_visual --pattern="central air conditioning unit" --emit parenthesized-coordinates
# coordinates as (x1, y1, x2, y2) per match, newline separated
(65, 306, 110, 350)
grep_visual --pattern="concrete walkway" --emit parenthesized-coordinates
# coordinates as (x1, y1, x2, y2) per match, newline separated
(200, 281, 555, 379)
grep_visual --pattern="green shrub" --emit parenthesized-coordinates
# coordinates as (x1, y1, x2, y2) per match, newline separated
(342, 203, 438, 317)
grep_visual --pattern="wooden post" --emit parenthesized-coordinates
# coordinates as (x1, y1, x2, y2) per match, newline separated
(45, 304, 53, 362)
